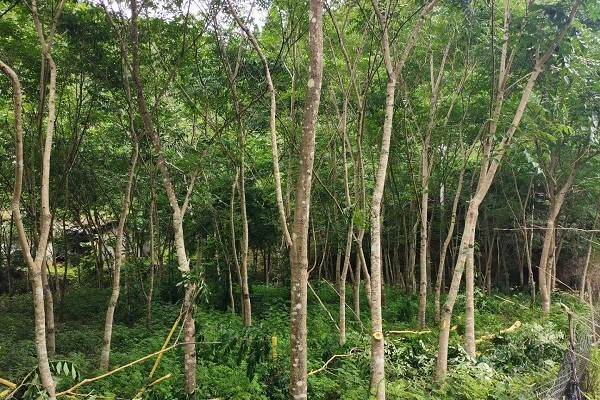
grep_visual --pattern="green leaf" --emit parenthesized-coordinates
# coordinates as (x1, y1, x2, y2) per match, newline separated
(559, 124, 574, 135)
(63, 362, 70, 376)
(542, 130, 558, 144)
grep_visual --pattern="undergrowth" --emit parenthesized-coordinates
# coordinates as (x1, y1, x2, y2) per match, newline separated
(0, 285, 583, 399)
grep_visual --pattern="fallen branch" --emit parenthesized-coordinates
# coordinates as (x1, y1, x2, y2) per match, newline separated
(387, 325, 457, 336)
(146, 374, 171, 390)
(387, 329, 431, 335)
(5, 370, 35, 400)
(133, 315, 181, 399)
(493, 295, 528, 310)
(0, 378, 16, 399)
(0, 379, 16, 390)
(475, 321, 522, 344)
(307, 348, 360, 377)
(56, 344, 178, 397)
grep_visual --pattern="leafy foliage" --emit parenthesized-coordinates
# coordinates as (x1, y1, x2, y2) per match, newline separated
(0, 287, 581, 399)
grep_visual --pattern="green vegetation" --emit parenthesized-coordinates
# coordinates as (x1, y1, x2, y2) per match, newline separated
(0, 0, 598, 398)
(0, 285, 585, 399)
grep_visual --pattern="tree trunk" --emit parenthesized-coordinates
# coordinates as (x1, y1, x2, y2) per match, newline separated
(436, 202, 479, 381)
(368, 68, 395, 400)
(147, 176, 157, 331)
(353, 244, 361, 319)
(339, 218, 354, 345)
(408, 214, 418, 295)
(100, 46, 140, 368)
(357, 234, 372, 308)
(128, 1, 198, 396)
(418, 40, 451, 329)
(225, 0, 291, 249)
(418, 152, 430, 328)
(1, 54, 58, 400)
(435, 0, 580, 380)
(289, 2, 323, 398)
(539, 167, 578, 315)
(369, 1, 438, 396)
(6, 212, 14, 297)
(41, 262, 55, 358)
(580, 209, 599, 300)
(230, 170, 243, 311)
(434, 161, 466, 322)
(464, 241, 476, 359)
(239, 164, 252, 327)
(215, 30, 252, 326)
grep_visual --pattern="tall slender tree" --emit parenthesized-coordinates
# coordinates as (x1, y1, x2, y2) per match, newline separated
(99, 56, 140, 368)
(417, 40, 452, 329)
(369, 0, 438, 397)
(435, 0, 581, 380)
(289, 1, 324, 398)
(128, 0, 200, 396)
(1, 56, 57, 400)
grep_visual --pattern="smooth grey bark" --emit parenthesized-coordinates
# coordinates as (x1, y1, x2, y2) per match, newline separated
(41, 262, 55, 358)
(326, 5, 371, 344)
(214, 24, 251, 326)
(147, 176, 157, 330)
(538, 144, 589, 314)
(434, 147, 470, 323)
(30, 0, 66, 369)
(418, 41, 451, 329)
(407, 211, 418, 294)
(580, 208, 599, 301)
(3, 1, 65, 395)
(99, 143, 138, 367)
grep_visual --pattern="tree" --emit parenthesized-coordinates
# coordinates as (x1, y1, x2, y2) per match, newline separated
(417, 38, 453, 329)
(213, 9, 252, 327)
(289, 1, 324, 398)
(368, 0, 438, 397)
(1, 56, 58, 400)
(435, 0, 581, 380)
(529, 33, 600, 313)
(325, 1, 374, 345)
(99, 42, 140, 368)
(0, 56, 56, 400)
(0, 0, 68, 397)
(126, 0, 201, 396)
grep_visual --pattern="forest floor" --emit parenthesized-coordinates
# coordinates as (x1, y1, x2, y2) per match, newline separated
(0, 283, 592, 399)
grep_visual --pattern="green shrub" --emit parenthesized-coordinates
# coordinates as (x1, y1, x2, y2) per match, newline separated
(481, 321, 564, 373)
